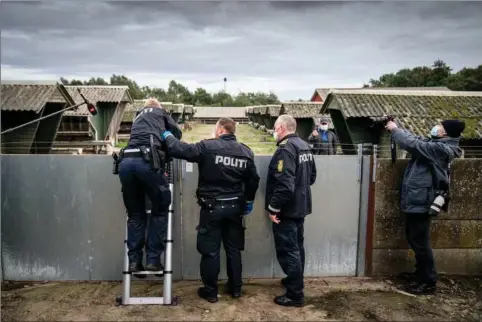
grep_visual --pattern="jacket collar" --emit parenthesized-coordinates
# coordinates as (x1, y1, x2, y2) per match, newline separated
(277, 133, 297, 146)
(219, 133, 237, 141)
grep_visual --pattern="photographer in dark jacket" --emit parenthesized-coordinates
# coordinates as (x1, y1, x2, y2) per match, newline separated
(160, 117, 260, 303)
(266, 114, 317, 307)
(385, 119, 464, 295)
(307, 117, 338, 155)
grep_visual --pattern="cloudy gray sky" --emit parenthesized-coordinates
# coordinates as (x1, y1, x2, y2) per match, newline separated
(1, 1, 481, 100)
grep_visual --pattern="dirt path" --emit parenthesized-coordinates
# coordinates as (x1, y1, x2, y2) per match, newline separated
(2, 276, 481, 321)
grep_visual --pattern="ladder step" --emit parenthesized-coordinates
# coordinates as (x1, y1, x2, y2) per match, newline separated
(131, 271, 164, 275)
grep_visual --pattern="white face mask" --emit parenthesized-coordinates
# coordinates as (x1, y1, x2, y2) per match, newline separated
(273, 131, 278, 141)
(319, 124, 328, 131)
(211, 130, 216, 138)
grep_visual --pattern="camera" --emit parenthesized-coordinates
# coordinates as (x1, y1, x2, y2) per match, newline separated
(380, 115, 395, 125)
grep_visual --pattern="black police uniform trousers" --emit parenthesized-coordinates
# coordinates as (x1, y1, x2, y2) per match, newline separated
(273, 217, 305, 300)
(197, 198, 245, 296)
(405, 213, 437, 285)
(119, 157, 171, 266)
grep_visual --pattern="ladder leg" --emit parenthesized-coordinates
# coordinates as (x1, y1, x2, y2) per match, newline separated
(122, 218, 131, 305)
(163, 163, 174, 305)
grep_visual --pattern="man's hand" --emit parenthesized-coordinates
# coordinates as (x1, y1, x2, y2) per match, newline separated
(244, 201, 254, 216)
(268, 212, 280, 224)
(160, 130, 173, 141)
(311, 130, 318, 136)
(385, 121, 398, 131)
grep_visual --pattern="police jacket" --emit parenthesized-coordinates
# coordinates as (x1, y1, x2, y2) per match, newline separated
(128, 106, 182, 149)
(308, 129, 338, 155)
(265, 133, 317, 218)
(164, 133, 260, 201)
(391, 128, 462, 214)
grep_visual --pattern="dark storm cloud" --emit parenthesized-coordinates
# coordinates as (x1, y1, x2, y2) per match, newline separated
(1, 1, 481, 99)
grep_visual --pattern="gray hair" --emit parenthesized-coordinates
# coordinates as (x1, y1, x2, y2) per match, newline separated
(275, 114, 297, 132)
(144, 97, 161, 108)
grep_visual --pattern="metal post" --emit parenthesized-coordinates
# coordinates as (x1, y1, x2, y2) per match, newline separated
(163, 161, 174, 305)
(122, 222, 131, 304)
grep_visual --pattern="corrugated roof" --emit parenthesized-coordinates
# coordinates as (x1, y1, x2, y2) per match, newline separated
(193, 106, 246, 118)
(312, 86, 451, 102)
(64, 85, 133, 116)
(171, 103, 184, 114)
(253, 105, 268, 115)
(324, 89, 482, 139)
(266, 104, 282, 117)
(280, 102, 324, 118)
(183, 104, 194, 114)
(1, 82, 72, 113)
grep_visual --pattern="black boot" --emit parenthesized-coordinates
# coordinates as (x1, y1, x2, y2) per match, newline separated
(281, 277, 287, 287)
(145, 263, 164, 272)
(129, 262, 146, 279)
(397, 271, 419, 282)
(404, 282, 436, 295)
(198, 287, 218, 303)
(224, 283, 242, 298)
(274, 294, 304, 307)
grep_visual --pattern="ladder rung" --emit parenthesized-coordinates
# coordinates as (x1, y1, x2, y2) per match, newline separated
(124, 297, 165, 305)
(131, 271, 164, 275)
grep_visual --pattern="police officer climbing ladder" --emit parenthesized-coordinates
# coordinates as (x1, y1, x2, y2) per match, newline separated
(160, 117, 260, 303)
(113, 98, 182, 306)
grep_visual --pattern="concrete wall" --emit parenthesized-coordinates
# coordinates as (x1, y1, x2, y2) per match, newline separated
(372, 158, 482, 276)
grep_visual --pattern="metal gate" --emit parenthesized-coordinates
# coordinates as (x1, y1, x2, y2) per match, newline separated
(1, 154, 369, 281)
(179, 155, 365, 279)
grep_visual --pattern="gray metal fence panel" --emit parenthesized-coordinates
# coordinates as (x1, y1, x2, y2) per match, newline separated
(1, 156, 93, 280)
(1, 154, 366, 281)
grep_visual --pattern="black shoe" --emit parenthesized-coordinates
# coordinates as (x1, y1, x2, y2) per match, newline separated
(274, 295, 304, 307)
(129, 262, 144, 272)
(404, 282, 436, 295)
(198, 287, 218, 303)
(397, 271, 419, 282)
(145, 263, 164, 272)
(281, 278, 287, 287)
(224, 284, 242, 298)
(129, 263, 146, 279)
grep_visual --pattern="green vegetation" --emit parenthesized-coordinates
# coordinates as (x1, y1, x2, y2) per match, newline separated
(60, 75, 280, 107)
(366, 60, 482, 91)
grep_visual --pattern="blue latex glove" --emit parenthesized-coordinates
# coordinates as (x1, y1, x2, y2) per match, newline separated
(244, 201, 254, 216)
(161, 130, 173, 141)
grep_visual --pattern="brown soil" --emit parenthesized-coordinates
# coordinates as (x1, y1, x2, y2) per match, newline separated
(2, 276, 481, 321)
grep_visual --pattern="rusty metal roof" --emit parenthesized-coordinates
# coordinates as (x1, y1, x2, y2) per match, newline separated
(324, 89, 482, 139)
(280, 102, 324, 119)
(64, 85, 133, 116)
(1, 82, 74, 113)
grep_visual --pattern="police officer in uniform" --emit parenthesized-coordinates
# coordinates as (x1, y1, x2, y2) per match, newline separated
(266, 114, 317, 307)
(160, 117, 260, 303)
(118, 98, 182, 273)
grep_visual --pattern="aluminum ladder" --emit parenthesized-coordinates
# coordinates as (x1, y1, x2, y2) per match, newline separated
(116, 161, 179, 306)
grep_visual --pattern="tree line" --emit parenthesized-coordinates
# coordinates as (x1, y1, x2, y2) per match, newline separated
(366, 60, 482, 91)
(60, 75, 280, 107)
(60, 60, 481, 107)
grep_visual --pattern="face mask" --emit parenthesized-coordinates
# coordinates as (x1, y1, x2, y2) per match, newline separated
(211, 130, 216, 138)
(273, 131, 278, 141)
(430, 126, 439, 138)
(319, 124, 328, 131)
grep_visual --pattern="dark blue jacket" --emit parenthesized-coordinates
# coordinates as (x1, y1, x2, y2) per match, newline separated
(391, 128, 462, 214)
(265, 133, 317, 218)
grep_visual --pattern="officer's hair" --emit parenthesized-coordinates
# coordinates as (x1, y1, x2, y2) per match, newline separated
(217, 117, 236, 134)
(144, 97, 161, 107)
(276, 114, 297, 132)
